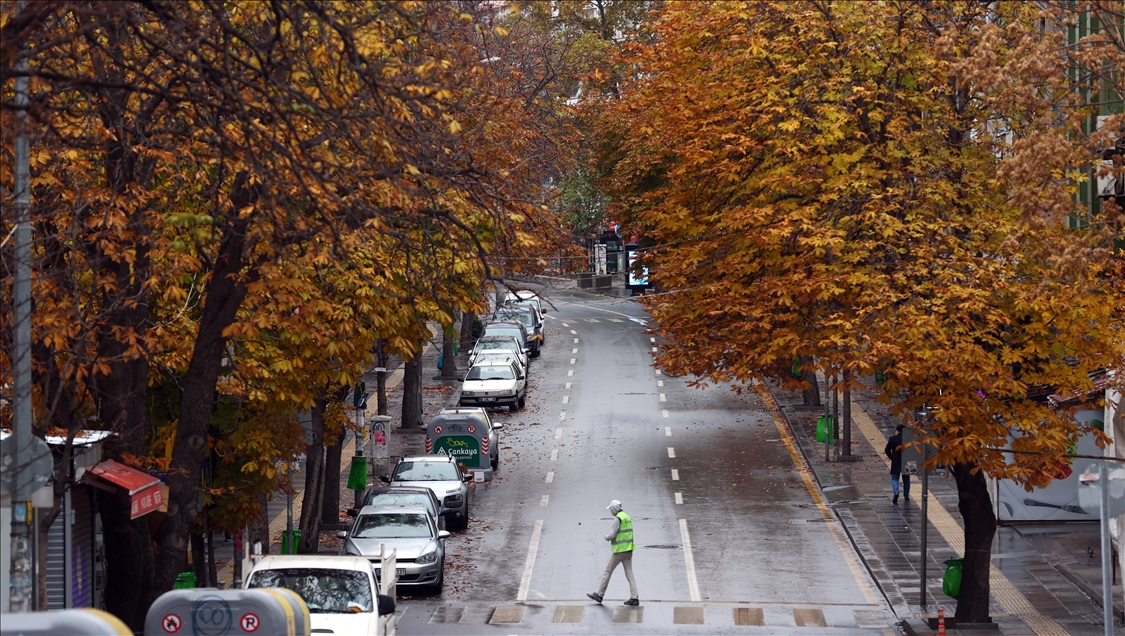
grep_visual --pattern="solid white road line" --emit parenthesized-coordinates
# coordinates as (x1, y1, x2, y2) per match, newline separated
(567, 370, 574, 376)
(679, 519, 702, 602)
(659, 393, 666, 402)
(675, 492, 683, 504)
(671, 469, 680, 481)
(517, 520, 544, 601)
(667, 447, 676, 458)
(555, 428, 562, 439)
(562, 395, 569, 404)
(662, 409, 669, 418)
(565, 382, 571, 389)
(665, 427, 672, 437)
(540, 495, 549, 507)
(545, 472, 554, 483)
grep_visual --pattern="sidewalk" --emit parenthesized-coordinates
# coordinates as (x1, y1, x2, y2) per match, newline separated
(767, 378, 1122, 635)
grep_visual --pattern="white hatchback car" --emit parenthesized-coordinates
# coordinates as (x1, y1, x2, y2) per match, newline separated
(460, 358, 527, 411)
(246, 555, 384, 634)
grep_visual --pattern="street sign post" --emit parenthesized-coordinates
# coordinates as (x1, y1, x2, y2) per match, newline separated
(1077, 462, 1125, 636)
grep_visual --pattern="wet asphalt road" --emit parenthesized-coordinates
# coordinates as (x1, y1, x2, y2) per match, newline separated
(393, 287, 897, 634)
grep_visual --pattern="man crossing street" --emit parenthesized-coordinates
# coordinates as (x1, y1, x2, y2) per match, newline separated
(587, 499, 639, 606)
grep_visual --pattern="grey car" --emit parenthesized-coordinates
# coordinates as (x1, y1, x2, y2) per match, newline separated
(494, 305, 544, 354)
(341, 504, 450, 594)
(385, 455, 471, 530)
(482, 320, 536, 358)
(349, 486, 450, 530)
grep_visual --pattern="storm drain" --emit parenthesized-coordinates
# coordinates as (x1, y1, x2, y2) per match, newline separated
(552, 606, 584, 623)
(488, 606, 525, 624)
(733, 607, 764, 626)
(793, 608, 827, 627)
(428, 606, 464, 624)
(612, 606, 644, 623)
(642, 544, 680, 549)
(673, 607, 704, 625)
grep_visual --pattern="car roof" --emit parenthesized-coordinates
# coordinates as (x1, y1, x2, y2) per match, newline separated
(358, 504, 431, 516)
(250, 555, 374, 574)
(470, 357, 516, 366)
(366, 486, 438, 498)
(401, 455, 456, 463)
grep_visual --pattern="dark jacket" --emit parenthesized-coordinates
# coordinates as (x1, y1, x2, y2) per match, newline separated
(885, 432, 903, 474)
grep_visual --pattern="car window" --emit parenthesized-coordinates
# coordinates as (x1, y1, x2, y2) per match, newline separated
(496, 312, 533, 328)
(248, 568, 372, 613)
(466, 365, 515, 381)
(367, 493, 436, 515)
(484, 326, 523, 339)
(394, 461, 460, 481)
(352, 513, 432, 539)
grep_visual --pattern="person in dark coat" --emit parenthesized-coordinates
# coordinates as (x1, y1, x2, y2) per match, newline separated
(885, 424, 910, 504)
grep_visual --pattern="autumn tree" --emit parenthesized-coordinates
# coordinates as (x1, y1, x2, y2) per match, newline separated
(602, 1, 1123, 623)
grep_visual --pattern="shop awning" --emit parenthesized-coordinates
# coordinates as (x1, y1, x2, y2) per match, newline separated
(88, 460, 165, 519)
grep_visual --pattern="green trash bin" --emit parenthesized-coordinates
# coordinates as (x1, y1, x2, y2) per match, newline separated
(943, 557, 963, 599)
(173, 572, 197, 589)
(815, 414, 834, 443)
(281, 529, 302, 555)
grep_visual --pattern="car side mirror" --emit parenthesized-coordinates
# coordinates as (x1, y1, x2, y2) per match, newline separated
(377, 593, 396, 616)
(522, 348, 529, 355)
(379, 475, 390, 484)
(464, 474, 472, 482)
(346, 508, 358, 517)
(493, 422, 504, 430)
(336, 531, 348, 539)
(438, 530, 451, 539)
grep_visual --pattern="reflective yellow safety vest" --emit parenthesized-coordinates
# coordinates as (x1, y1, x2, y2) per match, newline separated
(611, 511, 635, 553)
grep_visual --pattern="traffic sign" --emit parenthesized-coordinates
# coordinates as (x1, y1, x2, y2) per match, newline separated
(161, 613, 182, 633)
(240, 612, 260, 632)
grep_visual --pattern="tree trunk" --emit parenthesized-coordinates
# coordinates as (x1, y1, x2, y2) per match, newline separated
(952, 463, 995, 623)
(191, 532, 206, 586)
(800, 356, 821, 406)
(401, 347, 424, 429)
(322, 428, 345, 525)
(459, 311, 476, 355)
(298, 397, 327, 554)
(440, 314, 459, 377)
(152, 173, 259, 593)
(841, 370, 852, 456)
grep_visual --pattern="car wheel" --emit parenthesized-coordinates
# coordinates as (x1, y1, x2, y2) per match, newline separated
(517, 394, 526, 409)
(491, 452, 499, 470)
(426, 564, 444, 595)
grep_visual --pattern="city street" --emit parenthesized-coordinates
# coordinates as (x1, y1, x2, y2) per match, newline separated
(394, 287, 897, 634)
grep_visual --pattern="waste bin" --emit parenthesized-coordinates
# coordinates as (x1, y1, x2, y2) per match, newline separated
(943, 557, 963, 599)
(816, 414, 835, 443)
(281, 529, 301, 555)
(173, 572, 196, 589)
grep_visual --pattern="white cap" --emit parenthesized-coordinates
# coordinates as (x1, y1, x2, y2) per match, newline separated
(607, 499, 622, 510)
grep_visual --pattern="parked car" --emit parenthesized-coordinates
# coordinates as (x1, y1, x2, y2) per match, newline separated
(246, 555, 385, 634)
(502, 291, 546, 321)
(459, 358, 527, 412)
(437, 407, 502, 470)
(482, 320, 536, 358)
(385, 455, 471, 530)
(340, 504, 450, 595)
(471, 349, 527, 380)
(350, 486, 450, 529)
(493, 305, 544, 352)
(467, 335, 527, 370)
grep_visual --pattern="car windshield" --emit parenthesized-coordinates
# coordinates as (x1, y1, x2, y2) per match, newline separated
(476, 341, 518, 353)
(497, 312, 534, 329)
(484, 326, 522, 339)
(366, 493, 436, 515)
(248, 568, 372, 614)
(466, 365, 514, 381)
(353, 513, 432, 539)
(394, 461, 460, 481)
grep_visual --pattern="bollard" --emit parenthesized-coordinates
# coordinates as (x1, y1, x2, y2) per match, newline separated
(937, 606, 946, 636)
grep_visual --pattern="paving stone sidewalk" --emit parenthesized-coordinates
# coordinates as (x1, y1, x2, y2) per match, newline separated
(768, 380, 1121, 636)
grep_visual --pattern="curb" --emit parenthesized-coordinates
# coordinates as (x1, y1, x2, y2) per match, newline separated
(1054, 562, 1125, 623)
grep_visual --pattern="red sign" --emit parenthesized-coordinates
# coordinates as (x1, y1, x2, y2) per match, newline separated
(130, 484, 164, 519)
(433, 425, 443, 435)
(240, 613, 260, 632)
(467, 424, 477, 434)
(162, 613, 182, 633)
(233, 534, 243, 551)
(374, 430, 386, 445)
(91, 459, 160, 495)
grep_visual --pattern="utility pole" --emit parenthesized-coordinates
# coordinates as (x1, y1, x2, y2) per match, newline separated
(9, 3, 34, 610)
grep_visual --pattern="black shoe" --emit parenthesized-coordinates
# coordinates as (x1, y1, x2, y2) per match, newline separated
(903, 494, 910, 501)
(586, 592, 603, 604)
(893, 493, 899, 504)
(624, 598, 639, 606)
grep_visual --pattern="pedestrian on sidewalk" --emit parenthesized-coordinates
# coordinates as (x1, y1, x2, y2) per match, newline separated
(587, 499, 639, 606)
(885, 425, 910, 504)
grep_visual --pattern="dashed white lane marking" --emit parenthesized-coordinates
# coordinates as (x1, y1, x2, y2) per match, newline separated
(570, 358, 576, 364)
(555, 428, 562, 439)
(662, 410, 669, 418)
(652, 347, 658, 353)
(562, 395, 569, 404)
(565, 382, 571, 389)
(665, 427, 672, 437)
(659, 393, 666, 402)
(572, 348, 578, 354)
(608, 318, 623, 322)
(546, 315, 558, 321)
(561, 322, 569, 327)
(517, 520, 544, 601)
(655, 369, 662, 375)
(568, 370, 573, 376)
(550, 448, 558, 461)
(573, 338, 579, 344)
(650, 337, 656, 343)
(545, 472, 554, 483)
(671, 469, 680, 481)
(541, 495, 549, 507)
(679, 519, 702, 602)
(675, 492, 683, 505)
(570, 330, 577, 335)
(658, 380, 664, 387)
(559, 410, 566, 420)
(667, 447, 676, 458)
(586, 318, 600, 323)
